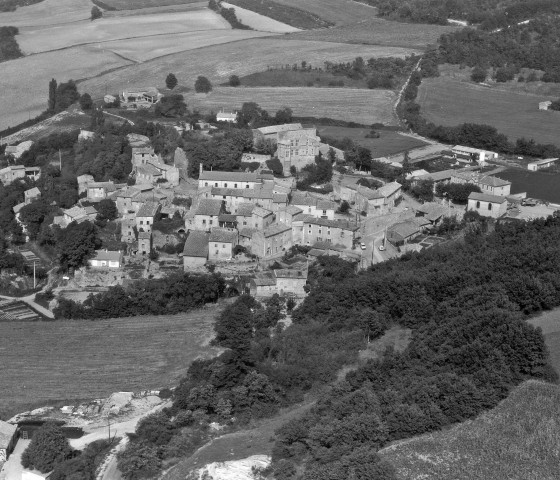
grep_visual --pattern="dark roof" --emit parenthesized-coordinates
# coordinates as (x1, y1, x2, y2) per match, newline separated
(196, 199, 223, 216)
(304, 217, 359, 231)
(388, 221, 420, 239)
(209, 228, 238, 243)
(136, 201, 160, 217)
(182, 231, 210, 258)
(252, 272, 277, 286)
(273, 193, 289, 204)
(236, 203, 255, 216)
(218, 213, 237, 223)
(263, 222, 291, 237)
(239, 227, 257, 238)
(274, 269, 307, 279)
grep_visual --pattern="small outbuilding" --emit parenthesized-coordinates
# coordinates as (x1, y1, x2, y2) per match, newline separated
(467, 192, 507, 218)
(88, 250, 123, 268)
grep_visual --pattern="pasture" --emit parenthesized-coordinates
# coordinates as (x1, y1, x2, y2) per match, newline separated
(380, 380, 560, 480)
(0, 307, 222, 418)
(0, 0, 92, 27)
(317, 126, 429, 156)
(79, 38, 417, 99)
(287, 17, 457, 50)
(274, 0, 378, 26)
(235, 69, 368, 89)
(221, 2, 299, 33)
(100, 0, 202, 10)
(417, 76, 560, 147)
(185, 87, 397, 125)
(0, 46, 132, 132)
(17, 9, 230, 54)
(499, 169, 560, 204)
(529, 308, 560, 376)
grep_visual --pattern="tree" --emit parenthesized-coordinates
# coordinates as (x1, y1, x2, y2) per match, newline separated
(48, 78, 57, 112)
(165, 73, 178, 90)
(57, 221, 101, 272)
(471, 66, 487, 83)
(266, 157, 284, 177)
(19, 200, 51, 240)
(195, 76, 212, 93)
(229, 75, 240, 87)
(117, 441, 161, 480)
(21, 423, 72, 473)
(91, 5, 102, 20)
(274, 107, 293, 124)
(79, 93, 93, 111)
(155, 95, 187, 117)
(401, 150, 412, 175)
(96, 199, 118, 222)
(54, 80, 80, 113)
(337, 200, 350, 214)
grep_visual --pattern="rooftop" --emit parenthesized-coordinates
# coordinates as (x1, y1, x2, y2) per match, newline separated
(274, 269, 307, 279)
(196, 199, 224, 216)
(528, 158, 559, 166)
(469, 192, 508, 204)
(92, 250, 122, 262)
(252, 272, 277, 286)
(388, 221, 420, 239)
(305, 217, 359, 231)
(252, 206, 273, 218)
(136, 201, 160, 217)
(255, 123, 303, 136)
(182, 231, 210, 258)
(373, 181, 402, 199)
(452, 145, 496, 154)
(263, 222, 291, 237)
(236, 203, 255, 216)
(478, 175, 511, 188)
(209, 228, 238, 243)
(200, 170, 258, 182)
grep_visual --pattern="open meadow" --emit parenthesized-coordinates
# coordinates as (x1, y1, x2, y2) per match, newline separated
(285, 17, 457, 50)
(79, 38, 417, 99)
(0, 0, 92, 27)
(0, 46, 132, 132)
(379, 380, 560, 480)
(100, 0, 203, 10)
(417, 76, 560, 147)
(274, 0, 378, 26)
(221, 2, 299, 33)
(0, 307, 223, 418)
(186, 86, 398, 125)
(17, 9, 230, 54)
(317, 126, 429, 156)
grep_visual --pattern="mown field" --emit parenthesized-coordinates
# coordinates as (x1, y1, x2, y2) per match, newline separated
(0, 0, 92, 27)
(285, 17, 457, 50)
(99, 0, 202, 10)
(317, 126, 429, 157)
(186, 86, 397, 125)
(0, 46, 132, 132)
(274, 0, 378, 26)
(417, 76, 560, 147)
(79, 38, 417, 99)
(380, 380, 560, 480)
(0, 306, 223, 419)
(529, 308, 560, 376)
(221, 2, 299, 33)
(17, 9, 230, 54)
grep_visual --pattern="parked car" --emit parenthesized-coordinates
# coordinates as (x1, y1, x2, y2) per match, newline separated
(360, 242, 366, 250)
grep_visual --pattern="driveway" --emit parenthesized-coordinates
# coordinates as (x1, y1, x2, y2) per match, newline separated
(0, 439, 32, 480)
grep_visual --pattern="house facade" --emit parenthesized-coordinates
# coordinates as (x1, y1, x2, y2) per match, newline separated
(467, 192, 508, 218)
(276, 128, 321, 174)
(302, 218, 358, 249)
(251, 223, 292, 258)
(208, 229, 238, 261)
(182, 231, 210, 269)
(249, 268, 307, 298)
(135, 201, 161, 233)
(137, 232, 151, 255)
(89, 250, 123, 268)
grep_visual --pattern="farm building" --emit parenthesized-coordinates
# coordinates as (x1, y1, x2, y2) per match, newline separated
(249, 268, 307, 298)
(4, 140, 33, 160)
(182, 231, 210, 269)
(121, 88, 161, 108)
(539, 101, 552, 110)
(387, 221, 421, 246)
(452, 145, 498, 165)
(467, 192, 507, 218)
(527, 158, 559, 171)
(0, 420, 17, 462)
(216, 111, 237, 123)
(89, 250, 123, 268)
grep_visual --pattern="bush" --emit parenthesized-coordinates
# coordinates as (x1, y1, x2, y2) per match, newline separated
(229, 75, 241, 87)
(21, 423, 72, 473)
(91, 5, 102, 20)
(471, 66, 487, 83)
(165, 73, 178, 90)
(195, 76, 212, 94)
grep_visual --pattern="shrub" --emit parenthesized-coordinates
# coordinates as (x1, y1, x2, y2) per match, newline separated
(21, 423, 72, 473)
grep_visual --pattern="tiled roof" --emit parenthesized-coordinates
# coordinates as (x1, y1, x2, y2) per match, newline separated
(478, 175, 511, 188)
(136, 164, 161, 176)
(182, 231, 210, 258)
(218, 213, 237, 222)
(84, 206, 97, 215)
(236, 203, 255, 216)
(136, 201, 160, 217)
(263, 222, 291, 237)
(92, 250, 122, 262)
(468, 192, 507, 204)
(200, 171, 258, 182)
(64, 206, 86, 219)
(316, 200, 337, 210)
(239, 227, 257, 238)
(388, 221, 420, 239)
(25, 187, 41, 197)
(196, 199, 223, 216)
(255, 123, 302, 135)
(372, 182, 402, 199)
(304, 217, 358, 231)
(252, 206, 273, 218)
(282, 205, 303, 215)
(13, 202, 26, 214)
(252, 272, 277, 286)
(273, 193, 288, 204)
(209, 228, 238, 243)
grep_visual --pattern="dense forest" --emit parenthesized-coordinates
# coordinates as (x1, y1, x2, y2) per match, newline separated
(110, 214, 560, 479)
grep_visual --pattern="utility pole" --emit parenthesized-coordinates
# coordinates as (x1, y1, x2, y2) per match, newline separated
(59, 149, 62, 172)
(33, 261, 36, 289)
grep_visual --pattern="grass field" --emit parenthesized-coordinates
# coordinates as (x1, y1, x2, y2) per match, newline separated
(380, 380, 560, 480)
(185, 86, 397, 125)
(0, 0, 92, 27)
(274, 0, 378, 26)
(0, 46, 132, 132)
(529, 308, 560, 376)
(100, 0, 202, 10)
(221, 2, 299, 32)
(417, 76, 560, 147)
(0, 306, 223, 419)
(499, 169, 560, 204)
(285, 17, 457, 50)
(17, 9, 230, 54)
(79, 38, 417, 99)
(235, 69, 368, 89)
(317, 126, 429, 156)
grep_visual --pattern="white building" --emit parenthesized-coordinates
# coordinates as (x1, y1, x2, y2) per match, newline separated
(467, 192, 508, 218)
(452, 145, 498, 165)
(88, 250, 123, 268)
(527, 158, 559, 171)
(216, 111, 238, 123)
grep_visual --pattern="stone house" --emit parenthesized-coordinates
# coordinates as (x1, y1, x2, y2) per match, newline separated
(235, 203, 256, 228)
(249, 268, 307, 298)
(135, 201, 161, 233)
(0, 165, 40, 185)
(451, 171, 511, 197)
(208, 228, 238, 261)
(251, 222, 292, 258)
(216, 111, 237, 123)
(137, 232, 152, 255)
(467, 192, 508, 218)
(4, 140, 33, 159)
(198, 166, 260, 189)
(192, 199, 225, 231)
(253, 123, 303, 142)
(87, 181, 121, 201)
(77, 174, 95, 194)
(277, 205, 303, 227)
(251, 206, 275, 230)
(121, 219, 136, 243)
(302, 218, 358, 249)
(24, 187, 41, 205)
(88, 249, 123, 268)
(387, 221, 422, 246)
(277, 128, 321, 174)
(0, 420, 17, 462)
(182, 230, 210, 269)
(291, 192, 336, 219)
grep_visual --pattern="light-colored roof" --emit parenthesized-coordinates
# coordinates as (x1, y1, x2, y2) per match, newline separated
(389, 221, 420, 239)
(416, 169, 457, 182)
(132, 147, 155, 155)
(25, 187, 41, 197)
(200, 171, 258, 182)
(528, 158, 559, 166)
(252, 206, 273, 218)
(77, 174, 95, 184)
(136, 164, 162, 176)
(304, 217, 359, 231)
(282, 205, 303, 215)
(84, 206, 97, 215)
(196, 199, 223, 216)
(209, 228, 238, 243)
(0, 420, 16, 448)
(13, 202, 26, 214)
(469, 192, 507, 204)
(92, 250, 122, 262)
(252, 272, 277, 286)
(239, 227, 257, 238)
(452, 145, 496, 155)
(372, 182, 402, 199)
(182, 231, 210, 257)
(64, 206, 86, 219)
(217, 112, 237, 119)
(277, 128, 319, 143)
(263, 222, 291, 237)
(478, 175, 511, 188)
(236, 203, 255, 216)
(136, 201, 160, 217)
(256, 123, 303, 135)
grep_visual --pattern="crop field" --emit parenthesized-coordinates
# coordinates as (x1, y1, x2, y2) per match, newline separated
(417, 77, 560, 147)
(79, 38, 417, 98)
(529, 309, 560, 376)
(17, 9, 230, 54)
(0, 46, 132, 132)
(0, 0, 92, 27)
(274, 0, 378, 26)
(100, 29, 273, 63)
(286, 17, 457, 50)
(0, 306, 223, 418)
(317, 126, 429, 156)
(380, 380, 560, 480)
(186, 86, 397, 125)
(221, 2, 299, 33)
(100, 0, 202, 10)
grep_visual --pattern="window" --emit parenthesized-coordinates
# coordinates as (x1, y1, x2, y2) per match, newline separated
(235, 183, 238, 188)
(327, 238, 332, 243)
(146, 220, 150, 225)
(323, 210, 327, 215)
(202, 219, 206, 224)
(215, 250, 219, 255)
(488, 203, 492, 210)
(476, 201, 480, 208)
(222, 244, 226, 248)
(140, 220, 143, 225)
(341, 231, 344, 237)
(243, 221, 247, 226)
(223, 196, 226, 200)
(246, 185, 249, 189)
(215, 183, 218, 187)
(318, 229, 322, 234)
(224, 183, 228, 188)
(327, 229, 331, 236)
(209, 220, 213, 225)
(205, 182, 208, 187)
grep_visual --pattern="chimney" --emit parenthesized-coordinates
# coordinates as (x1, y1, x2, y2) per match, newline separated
(199, 163, 203, 175)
